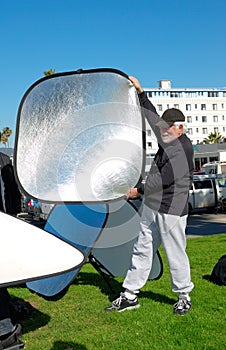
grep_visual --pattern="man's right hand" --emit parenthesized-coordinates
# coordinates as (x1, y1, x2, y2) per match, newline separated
(126, 187, 141, 200)
(129, 76, 144, 94)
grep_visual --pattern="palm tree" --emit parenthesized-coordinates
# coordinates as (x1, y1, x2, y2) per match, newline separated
(203, 131, 223, 144)
(0, 127, 13, 147)
(43, 68, 56, 76)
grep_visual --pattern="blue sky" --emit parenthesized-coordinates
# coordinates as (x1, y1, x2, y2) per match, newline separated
(1, 0, 226, 145)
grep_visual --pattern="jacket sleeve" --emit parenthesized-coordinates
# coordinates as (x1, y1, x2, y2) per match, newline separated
(138, 91, 158, 114)
(138, 92, 161, 141)
(136, 182, 144, 194)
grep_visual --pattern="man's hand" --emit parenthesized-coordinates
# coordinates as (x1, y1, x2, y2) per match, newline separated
(129, 76, 144, 94)
(126, 187, 141, 200)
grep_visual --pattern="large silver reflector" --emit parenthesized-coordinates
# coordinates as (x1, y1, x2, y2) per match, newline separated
(15, 69, 144, 202)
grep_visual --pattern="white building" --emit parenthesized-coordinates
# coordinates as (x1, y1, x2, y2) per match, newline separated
(144, 80, 226, 156)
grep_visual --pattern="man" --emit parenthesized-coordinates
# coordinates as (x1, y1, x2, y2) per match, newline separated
(0, 152, 21, 215)
(105, 76, 194, 315)
(0, 152, 24, 348)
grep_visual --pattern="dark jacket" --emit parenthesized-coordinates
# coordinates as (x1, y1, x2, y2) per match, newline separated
(0, 152, 21, 215)
(138, 92, 194, 216)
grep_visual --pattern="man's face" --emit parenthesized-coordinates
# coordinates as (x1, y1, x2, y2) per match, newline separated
(159, 124, 182, 144)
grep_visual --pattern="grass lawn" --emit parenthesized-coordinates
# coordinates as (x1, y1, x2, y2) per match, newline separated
(9, 233, 226, 350)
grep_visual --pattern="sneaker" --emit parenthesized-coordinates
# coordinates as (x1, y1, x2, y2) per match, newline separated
(0, 324, 24, 349)
(105, 292, 140, 312)
(174, 296, 192, 315)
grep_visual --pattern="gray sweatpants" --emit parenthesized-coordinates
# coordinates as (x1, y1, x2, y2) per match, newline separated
(123, 204, 194, 294)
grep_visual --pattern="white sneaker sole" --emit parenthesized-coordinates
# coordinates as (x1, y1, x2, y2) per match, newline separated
(118, 304, 140, 312)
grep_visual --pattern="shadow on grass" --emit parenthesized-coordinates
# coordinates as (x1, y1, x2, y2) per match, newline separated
(203, 274, 211, 282)
(75, 271, 122, 297)
(74, 271, 175, 305)
(9, 298, 50, 334)
(139, 290, 175, 305)
(50, 341, 87, 350)
(7, 285, 51, 334)
(19, 306, 50, 334)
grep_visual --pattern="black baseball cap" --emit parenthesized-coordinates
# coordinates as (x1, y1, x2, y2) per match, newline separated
(156, 108, 185, 128)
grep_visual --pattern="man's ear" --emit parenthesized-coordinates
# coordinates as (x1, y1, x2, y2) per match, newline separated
(179, 124, 184, 131)
(178, 124, 184, 135)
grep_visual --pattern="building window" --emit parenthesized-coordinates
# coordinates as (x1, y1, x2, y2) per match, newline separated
(222, 104, 224, 109)
(202, 116, 207, 122)
(187, 128, 193, 135)
(208, 92, 219, 97)
(212, 104, 217, 110)
(147, 129, 152, 136)
(201, 157, 208, 165)
(214, 127, 218, 133)
(186, 104, 191, 111)
(195, 116, 198, 121)
(196, 128, 199, 133)
(147, 142, 152, 148)
(209, 156, 219, 162)
(195, 104, 198, 109)
(222, 115, 225, 121)
(201, 104, 206, 110)
(202, 128, 208, 134)
(170, 92, 180, 98)
(174, 104, 179, 109)
(213, 115, 218, 122)
(157, 104, 163, 111)
(187, 116, 192, 123)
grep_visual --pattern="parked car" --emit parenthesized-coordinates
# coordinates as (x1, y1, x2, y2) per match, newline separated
(189, 174, 226, 213)
(201, 162, 226, 175)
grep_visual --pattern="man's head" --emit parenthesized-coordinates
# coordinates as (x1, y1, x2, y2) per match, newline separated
(156, 108, 186, 144)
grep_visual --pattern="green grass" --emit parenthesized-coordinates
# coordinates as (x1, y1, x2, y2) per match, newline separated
(9, 234, 226, 350)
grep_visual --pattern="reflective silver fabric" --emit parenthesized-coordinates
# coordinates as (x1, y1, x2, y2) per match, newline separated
(15, 71, 143, 202)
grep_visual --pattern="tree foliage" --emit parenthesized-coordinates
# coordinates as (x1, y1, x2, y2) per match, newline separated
(203, 131, 223, 144)
(0, 127, 13, 147)
(43, 68, 56, 76)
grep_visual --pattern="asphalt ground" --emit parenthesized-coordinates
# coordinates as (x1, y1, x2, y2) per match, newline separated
(186, 211, 226, 237)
